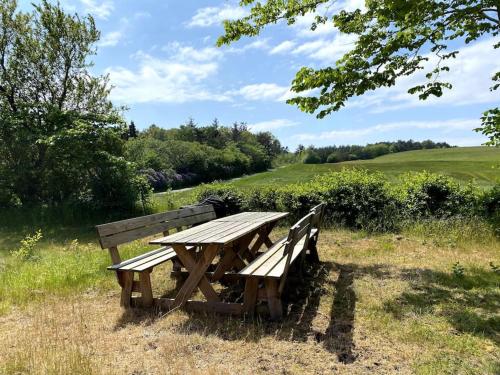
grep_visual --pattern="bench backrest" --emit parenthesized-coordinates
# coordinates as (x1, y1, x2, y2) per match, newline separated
(96, 205, 216, 250)
(310, 202, 326, 230)
(279, 212, 313, 293)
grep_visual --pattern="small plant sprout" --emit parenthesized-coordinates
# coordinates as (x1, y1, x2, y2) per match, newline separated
(452, 262, 465, 278)
(10, 229, 43, 261)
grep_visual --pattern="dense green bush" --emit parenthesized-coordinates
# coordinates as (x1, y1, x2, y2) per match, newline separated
(195, 169, 488, 232)
(400, 172, 478, 218)
(480, 184, 500, 231)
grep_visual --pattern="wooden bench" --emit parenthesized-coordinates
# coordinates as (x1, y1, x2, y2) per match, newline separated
(307, 203, 326, 263)
(96, 205, 216, 308)
(239, 209, 322, 319)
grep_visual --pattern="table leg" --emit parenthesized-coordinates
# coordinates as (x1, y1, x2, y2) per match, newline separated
(171, 244, 220, 309)
(174, 246, 220, 301)
(249, 221, 277, 255)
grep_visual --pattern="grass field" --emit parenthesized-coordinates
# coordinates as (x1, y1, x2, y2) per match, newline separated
(0, 223, 498, 374)
(226, 147, 500, 190)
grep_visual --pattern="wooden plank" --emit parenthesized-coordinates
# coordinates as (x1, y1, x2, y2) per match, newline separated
(171, 244, 220, 309)
(120, 272, 134, 308)
(130, 251, 178, 272)
(173, 221, 242, 244)
(107, 246, 172, 270)
(239, 238, 287, 276)
(173, 244, 220, 302)
(265, 279, 283, 320)
(242, 277, 259, 315)
(155, 298, 243, 315)
(213, 221, 264, 244)
(150, 221, 236, 245)
(100, 211, 217, 249)
(267, 237, 307, 278)
(96, 205, 215, 236)
(139, 272, 154, 307)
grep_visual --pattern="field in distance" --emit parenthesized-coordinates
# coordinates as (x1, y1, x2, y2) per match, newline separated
(227, 146, 500, 190)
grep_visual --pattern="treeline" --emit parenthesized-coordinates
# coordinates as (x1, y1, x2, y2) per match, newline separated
(299, 139, 452, 164)
(125, 119, 284, 190)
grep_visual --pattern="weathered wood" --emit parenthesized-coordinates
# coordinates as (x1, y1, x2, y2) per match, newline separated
(243, 277, 259, 315)
(107, 246, 174, 270)
(120, 272, 134, 308)
(156, 298, 243, 315)
(173, 244, 220, 302)
(265, 279, 283, 320)
(139, 272, 154, 308)
(99, 211, 216, 249)
(96, 205, 215, 237)
(171, 244, 220, 309)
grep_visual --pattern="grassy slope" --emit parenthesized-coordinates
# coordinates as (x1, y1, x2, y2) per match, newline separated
(228, 147, 500, 189)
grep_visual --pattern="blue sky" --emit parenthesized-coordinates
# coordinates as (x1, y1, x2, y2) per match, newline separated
(23, 0, 500, 149)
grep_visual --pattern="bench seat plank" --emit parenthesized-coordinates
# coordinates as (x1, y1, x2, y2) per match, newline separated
(107, 246, 192, 272)
(239, 235, 307, 279)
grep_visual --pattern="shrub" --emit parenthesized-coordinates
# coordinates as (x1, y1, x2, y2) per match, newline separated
(400, 172, 478, 219)
(11, 230, 43, 261)
(480, 184, 500, 231)
(303, 150, 322, 164)
(311, 169, 400, 230)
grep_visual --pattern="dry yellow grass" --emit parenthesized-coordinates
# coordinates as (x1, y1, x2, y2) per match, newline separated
(0, 228, 498, 374)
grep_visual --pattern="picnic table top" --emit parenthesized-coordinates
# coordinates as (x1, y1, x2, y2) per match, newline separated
(149, 211, 288, 246)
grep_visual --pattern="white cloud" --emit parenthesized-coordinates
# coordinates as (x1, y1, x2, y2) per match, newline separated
(248, 119, 299, 132)
(187, 4, 248, 28)
(349, 38, 500, 113)
(228, 83, 294, 102)
(80, 0, 113, 20)
(290, 33, 357, 64)
(98, 30, 122, 47)
(269, 40, 296, 55)
(163, 42, 223, 62)
(295, 119, 481, 143)
(106, 47, 229, 104)
(226, 39, 271, 54)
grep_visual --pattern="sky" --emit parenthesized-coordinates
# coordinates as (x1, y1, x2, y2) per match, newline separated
(20, 0, 500, 149)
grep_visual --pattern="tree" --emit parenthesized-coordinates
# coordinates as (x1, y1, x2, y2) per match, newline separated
(218, 0, 500, 145)
(129, 121, 138, 138)
(0, 0, 143, 210)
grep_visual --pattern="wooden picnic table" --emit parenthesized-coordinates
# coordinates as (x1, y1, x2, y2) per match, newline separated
(149, 211, 288, 314)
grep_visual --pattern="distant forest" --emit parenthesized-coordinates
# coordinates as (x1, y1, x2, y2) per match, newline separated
(125, 119, 284, 190)
(297, 140, 452, 164)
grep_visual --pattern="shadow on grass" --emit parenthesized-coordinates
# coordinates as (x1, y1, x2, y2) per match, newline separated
(383, 267, 500, 345)
(114, 261, 360, 364)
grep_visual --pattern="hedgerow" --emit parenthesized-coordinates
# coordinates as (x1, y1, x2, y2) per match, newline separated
(195, 169, 491, 232)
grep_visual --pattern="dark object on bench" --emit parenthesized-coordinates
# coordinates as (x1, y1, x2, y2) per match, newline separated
(96, 205, 216, 308)
(194, 196, 228, 218)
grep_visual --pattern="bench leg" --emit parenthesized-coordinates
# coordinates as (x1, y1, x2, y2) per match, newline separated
(243, 277, 259, 317)
(265, 279, 283, 320)
(139, 271, 154, 308)
(308, 237, 320, 263)
(120, 271, 134, 308)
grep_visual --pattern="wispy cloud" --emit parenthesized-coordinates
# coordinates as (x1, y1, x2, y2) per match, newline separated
(98, 30, 123, 47)
(295, 119, 481, 143)
(80, 0, 113, 20)
(269, 40, 296, 55)
(348, 37, 500, 113)
(106, 44, 230, 104)
(187, 4, 248, 28)
(227, 83, 293, 102)
(248, 119, 299, 132)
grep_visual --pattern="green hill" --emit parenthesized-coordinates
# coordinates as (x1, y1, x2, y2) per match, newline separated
(227, 147, 499, 189)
